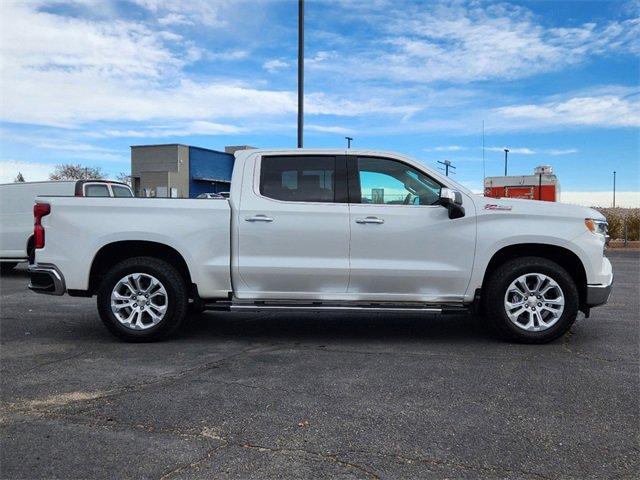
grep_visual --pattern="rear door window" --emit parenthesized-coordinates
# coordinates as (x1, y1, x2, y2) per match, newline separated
(260, 156, 345, 203)
(112, 185, 133, 197)
(84, 184, 110, 197)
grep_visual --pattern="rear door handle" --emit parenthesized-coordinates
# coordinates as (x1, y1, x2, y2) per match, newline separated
(355, 216, 385, 224)
(245, 214, 274, 222)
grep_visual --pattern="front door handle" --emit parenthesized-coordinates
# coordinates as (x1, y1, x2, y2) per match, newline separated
(355, 216, 385, 224)
(245, 214, 274, 222)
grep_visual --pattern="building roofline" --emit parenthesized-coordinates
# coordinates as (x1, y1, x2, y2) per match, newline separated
(130, 143, 189, 148)
(130, 143, 229, 155)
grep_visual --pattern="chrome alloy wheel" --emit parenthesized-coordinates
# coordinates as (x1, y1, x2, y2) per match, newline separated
(504, 273, 565, 332)
(110, 273, 168, 330)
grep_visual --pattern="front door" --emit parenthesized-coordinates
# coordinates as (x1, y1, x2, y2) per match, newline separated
(347, 156, 476, 303)
(235, 154, 350, 299)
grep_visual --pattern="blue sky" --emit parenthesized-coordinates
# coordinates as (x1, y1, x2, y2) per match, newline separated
(1, 0, 638, 205)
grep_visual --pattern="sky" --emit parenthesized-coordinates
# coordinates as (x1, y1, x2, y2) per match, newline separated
(0, 0, 638, 206)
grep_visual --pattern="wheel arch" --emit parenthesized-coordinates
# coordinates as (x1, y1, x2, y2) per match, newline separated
(88, 240, 194, 296)
(482, 243, 587, 310)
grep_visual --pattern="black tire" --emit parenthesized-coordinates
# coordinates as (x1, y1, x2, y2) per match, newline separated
(483, 257, 579, 344)
(97, 257, 189, 342)
(0, 262, 18, 274)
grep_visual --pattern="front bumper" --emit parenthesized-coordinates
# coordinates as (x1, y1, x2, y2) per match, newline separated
(585, 274, 613, 307)
(28, 263, 66, 296)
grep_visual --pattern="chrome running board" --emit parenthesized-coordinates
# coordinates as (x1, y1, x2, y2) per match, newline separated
(229, 304, 443, 313)
(201, 299, 470, 314)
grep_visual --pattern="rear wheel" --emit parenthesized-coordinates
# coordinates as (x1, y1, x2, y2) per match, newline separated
(97, 257, 189, 342)
(484, 257, 579, 343)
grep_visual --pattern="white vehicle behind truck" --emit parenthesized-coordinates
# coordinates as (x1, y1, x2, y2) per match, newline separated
(27, 149, 612, 343)
(0, 180, 133, 272)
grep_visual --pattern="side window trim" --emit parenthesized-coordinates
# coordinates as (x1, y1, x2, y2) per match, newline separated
(347, 155, 443, 206)
(257, 154, 349, 204)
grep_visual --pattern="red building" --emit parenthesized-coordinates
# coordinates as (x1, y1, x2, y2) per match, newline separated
(484, 165, 560, 202)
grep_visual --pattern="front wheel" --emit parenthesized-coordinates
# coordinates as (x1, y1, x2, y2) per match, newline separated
(483, 257, 579, 344)
(97, 257, 189, 342)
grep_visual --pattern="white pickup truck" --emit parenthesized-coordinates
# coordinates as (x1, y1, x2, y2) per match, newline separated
(28, 149, 613, 343)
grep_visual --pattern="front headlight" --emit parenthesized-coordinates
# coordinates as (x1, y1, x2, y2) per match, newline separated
(585, 218, 609, 239)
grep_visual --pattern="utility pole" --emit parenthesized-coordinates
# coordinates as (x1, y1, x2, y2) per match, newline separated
(482, 120, 485, 180)
(437, 159, 456, 177)
(345, 136, 353, 148)
(297, 0, 304, 148)
(613, 170, 616, 207)
(504, 148, 509, 176)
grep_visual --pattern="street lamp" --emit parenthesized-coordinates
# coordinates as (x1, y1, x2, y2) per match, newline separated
(504, 148, 509, 176)
(297, 0, 304, 148)
(613, 170, 616, 207)
(345, 136, 353, 148)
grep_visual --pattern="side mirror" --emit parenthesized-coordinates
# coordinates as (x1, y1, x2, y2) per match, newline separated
(439, 188, 465, 219)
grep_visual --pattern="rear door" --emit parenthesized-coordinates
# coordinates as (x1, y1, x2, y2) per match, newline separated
(235, 154, 350, 299)
(347, 155, 476, 302)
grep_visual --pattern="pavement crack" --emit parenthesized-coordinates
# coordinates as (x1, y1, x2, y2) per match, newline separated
(159, 443, 228, 480)
(21, 349, 88, 374)
(1, 344, 272, 415)
(242, 442, 380, 480)
(343, 448, 552, 480)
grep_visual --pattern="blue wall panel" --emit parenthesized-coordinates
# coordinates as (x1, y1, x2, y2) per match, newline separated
(188, 147, 234, 197)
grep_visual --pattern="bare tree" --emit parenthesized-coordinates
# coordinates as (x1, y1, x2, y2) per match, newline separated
(14, 172, 25, 182)
(116, 172, 131, 185)
(49, 164, 104, 180)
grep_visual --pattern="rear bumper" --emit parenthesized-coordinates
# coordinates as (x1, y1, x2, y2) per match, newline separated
(28, 263, 66, 296)
(586, 275, 613, 307)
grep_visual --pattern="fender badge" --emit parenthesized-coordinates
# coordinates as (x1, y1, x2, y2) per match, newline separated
(484, 204, 512, 211)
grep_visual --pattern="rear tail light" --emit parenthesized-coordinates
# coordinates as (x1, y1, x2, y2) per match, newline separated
(34, 203, 51, 249)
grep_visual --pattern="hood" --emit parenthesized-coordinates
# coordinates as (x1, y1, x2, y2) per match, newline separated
(476, 195, 605, 221)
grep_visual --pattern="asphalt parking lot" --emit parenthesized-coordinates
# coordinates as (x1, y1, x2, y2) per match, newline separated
(1, 251, 638, 479)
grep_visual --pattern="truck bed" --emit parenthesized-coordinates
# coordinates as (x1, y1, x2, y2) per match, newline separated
(34, 197, 232, 298)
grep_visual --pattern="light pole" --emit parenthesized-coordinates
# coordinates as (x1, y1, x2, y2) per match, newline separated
(345, 136, 353, 148)
(613, 170, 616, 207)
(504, 148, 509, 176)
(297, 0, 304, 148)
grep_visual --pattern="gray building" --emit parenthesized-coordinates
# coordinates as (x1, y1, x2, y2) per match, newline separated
(130, 144, 254, 198)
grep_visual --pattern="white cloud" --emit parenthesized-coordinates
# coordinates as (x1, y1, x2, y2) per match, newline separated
(547, 149, 578, 156)
(424, 145, 466, 152)
(486, 147, 535, 155)
(262, 59, 290, 73)
(312, 2, 639, 84)
(0, 160, 53, 183)
(0, 3, 419, 130)
(424, 146, 578, 155)
(306, 124, 353, 135)
(207, 50, 249, 61)
(132, 0, 230, 27)
(157, 13, 194, 26)
(98, 121, 243, 138)
(494, 94, 640, 129)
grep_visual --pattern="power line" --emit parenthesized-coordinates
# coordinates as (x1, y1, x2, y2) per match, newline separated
(482, 120, 485, 180)
(437, 159, 456, 176)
